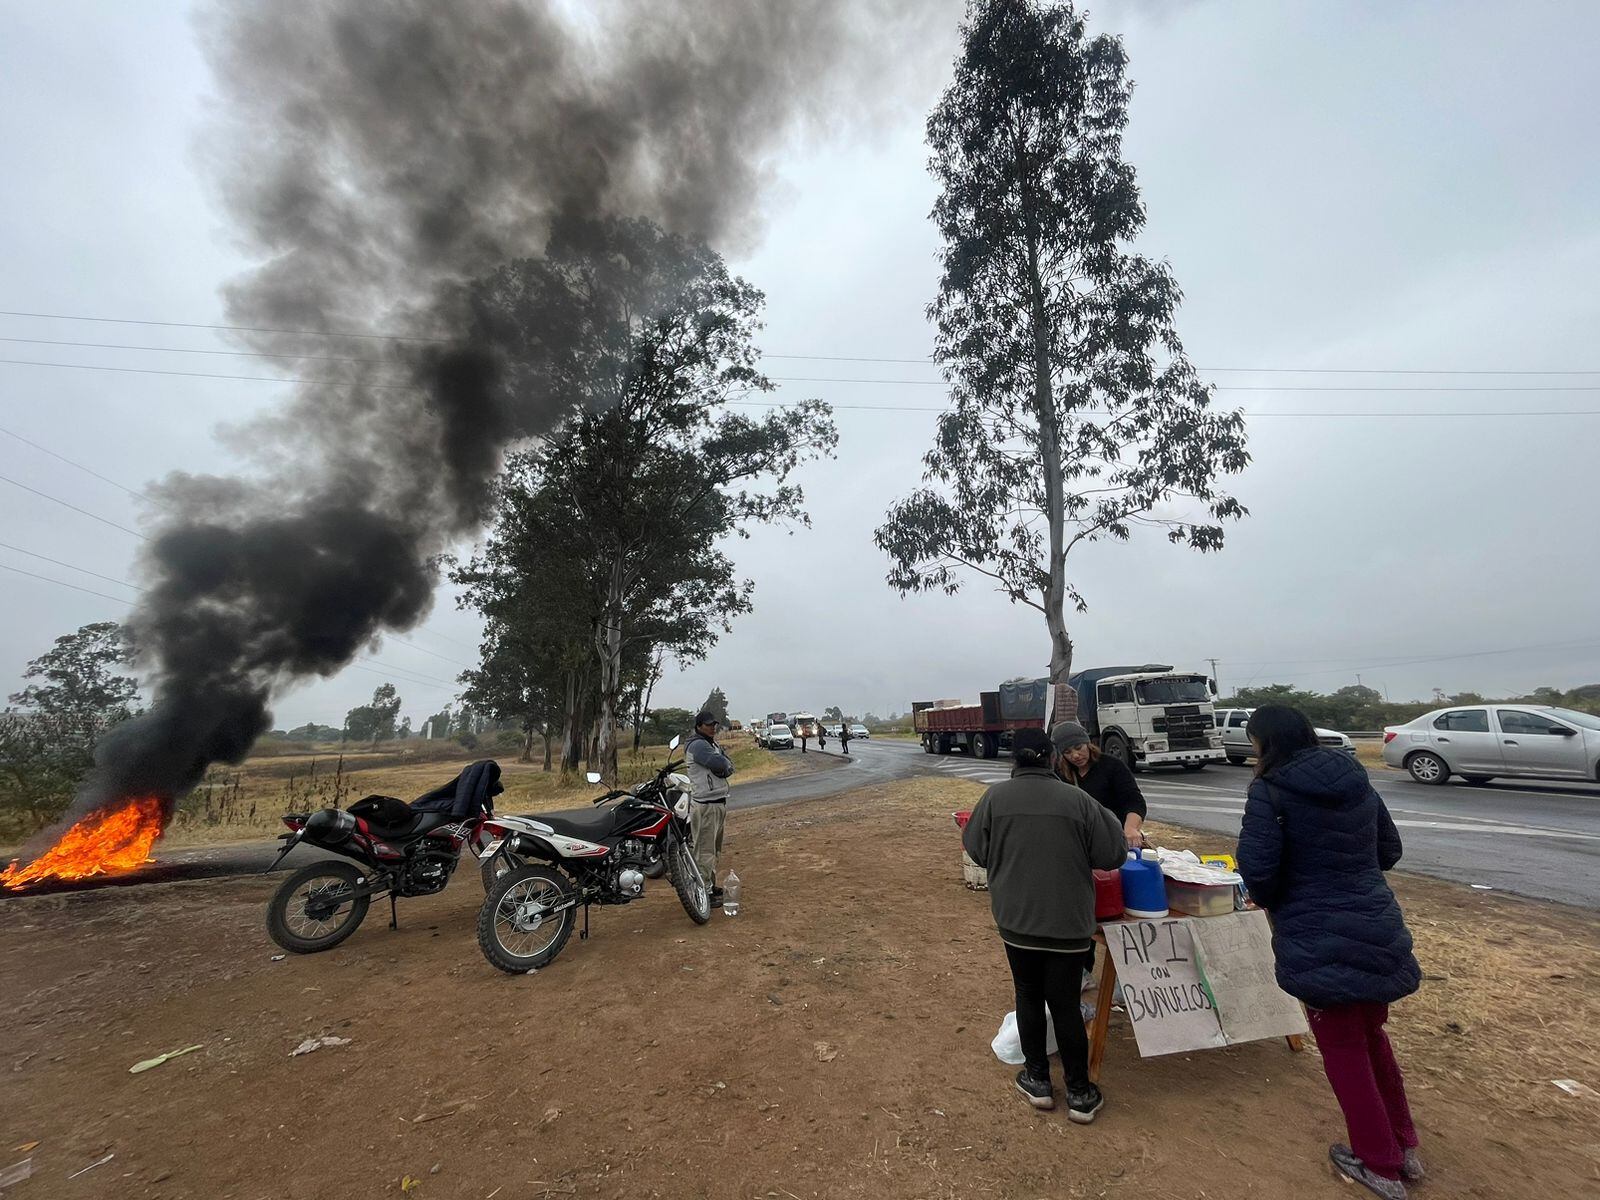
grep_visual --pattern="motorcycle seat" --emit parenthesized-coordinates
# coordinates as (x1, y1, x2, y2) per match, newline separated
(536, 808, 618, 842)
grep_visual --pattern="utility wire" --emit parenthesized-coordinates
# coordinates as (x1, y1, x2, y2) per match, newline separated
(0, 472, 148, 539)
(0, 309, 450, 343)
(0, 424, 152, 501)
(0, 561, 135, 606)
(0, 334, 379, 365)
(0, 556, 464, 690)
(5, 312, 1599, 375)
(6, 358, 1600, 417)
(10, 355, 1600, 394)
(0, 540, 140, 590)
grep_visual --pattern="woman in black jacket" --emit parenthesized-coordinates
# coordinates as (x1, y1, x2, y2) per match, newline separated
(1050, 721, 1146, 847)
(1237, 706, 1424, 1200)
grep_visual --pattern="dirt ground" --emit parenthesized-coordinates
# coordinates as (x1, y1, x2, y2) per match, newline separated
(3, 777, 1598, 1200)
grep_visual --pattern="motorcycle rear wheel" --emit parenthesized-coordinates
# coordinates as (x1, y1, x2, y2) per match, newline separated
(480, 847, 526, 894)
(267, 861, 371, 954)
(478, 864, 576, 973)
(669, 840, 712, 925)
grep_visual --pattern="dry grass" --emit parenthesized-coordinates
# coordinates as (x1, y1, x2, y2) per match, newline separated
(160, 730, 787, 847)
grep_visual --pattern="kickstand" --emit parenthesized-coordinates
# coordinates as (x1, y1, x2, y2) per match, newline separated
(579, 902, 591, 942)
(388, 892, 399, 931)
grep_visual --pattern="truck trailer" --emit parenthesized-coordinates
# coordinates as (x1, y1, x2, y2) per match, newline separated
(912, 665, 1225, 771)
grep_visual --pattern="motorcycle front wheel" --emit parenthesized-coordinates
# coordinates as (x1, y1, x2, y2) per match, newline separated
(668, 840, 712, 925)
(266, 861, 371, 954)
(478, 864, 576, 973)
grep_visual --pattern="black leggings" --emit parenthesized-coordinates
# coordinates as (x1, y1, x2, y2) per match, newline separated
(1004, 943, 1094, 1087)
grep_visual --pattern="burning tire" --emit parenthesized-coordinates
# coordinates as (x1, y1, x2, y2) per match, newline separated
(267, 861, 371, 954)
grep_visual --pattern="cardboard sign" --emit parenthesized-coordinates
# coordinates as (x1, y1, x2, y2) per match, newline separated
(1106, 911, 1306, 1057)
(1107, 918, 1227, 1056)
(1190, 911, 1309, 1044)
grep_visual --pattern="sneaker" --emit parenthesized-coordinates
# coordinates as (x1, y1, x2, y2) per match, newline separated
(1329, 1145, 1408, 1200)
(1065, 1082, 1104, 1125)
(709, 894, 724, 909)
(1013, 1069, 1054, 1110)
(1401, 1148, 1425, 1184)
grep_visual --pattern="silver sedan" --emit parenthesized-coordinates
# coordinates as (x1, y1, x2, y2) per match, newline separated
(1382, 705, 1600, 786)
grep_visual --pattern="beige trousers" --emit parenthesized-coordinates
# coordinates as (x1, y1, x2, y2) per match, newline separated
(690, 801, 726, 887)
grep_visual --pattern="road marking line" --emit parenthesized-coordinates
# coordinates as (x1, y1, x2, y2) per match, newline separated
(1149, 801, 1600, 842)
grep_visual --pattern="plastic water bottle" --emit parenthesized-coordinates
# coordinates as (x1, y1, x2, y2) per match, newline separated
(723, 870, 741, 916)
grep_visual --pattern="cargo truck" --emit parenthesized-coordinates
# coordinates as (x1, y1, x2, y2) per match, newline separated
(912, 664, 1225, 771)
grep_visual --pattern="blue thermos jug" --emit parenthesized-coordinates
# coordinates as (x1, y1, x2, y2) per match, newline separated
(1120, 848, 1168, 918)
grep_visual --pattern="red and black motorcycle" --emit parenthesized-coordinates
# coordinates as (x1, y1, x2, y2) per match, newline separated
(265, 760, 502, 954)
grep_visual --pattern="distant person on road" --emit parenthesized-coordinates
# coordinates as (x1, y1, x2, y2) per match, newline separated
(1051, 721, 1147, 849)
(685, 710, 735, 910)
(818, 725, 828, 750)
(799, 728, 809, 753)
(961, 727, 1125, 1122)
(1238, 705, 1423, 1200)
(838, 724, 852, 755)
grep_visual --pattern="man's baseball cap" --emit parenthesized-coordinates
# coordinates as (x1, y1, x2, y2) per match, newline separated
(694, 710, 719, 727)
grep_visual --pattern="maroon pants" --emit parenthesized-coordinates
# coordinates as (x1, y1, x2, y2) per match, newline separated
(1306, 1002, 1418, 1181)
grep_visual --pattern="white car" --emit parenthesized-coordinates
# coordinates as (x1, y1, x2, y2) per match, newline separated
(762, 723, 794, 750)
(1383, 705, 1600, 786)
(1213, 708, 1356, 764)
(823, 723, 844, 738)
(849, 724, 870, 740)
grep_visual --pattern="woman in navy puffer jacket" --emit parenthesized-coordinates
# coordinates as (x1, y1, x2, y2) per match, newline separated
(1238, 706, 1423, 1200)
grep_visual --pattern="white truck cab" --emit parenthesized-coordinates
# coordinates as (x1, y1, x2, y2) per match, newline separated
(1081, 668, 1226, 771)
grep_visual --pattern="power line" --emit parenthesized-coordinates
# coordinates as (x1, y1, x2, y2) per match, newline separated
(380, 632, 474, 671)
(767, 374, 1600, 392)
(0, 424, 152, 501)
(5, 313, 1598, 375)
(732, 400, 1600, 418)
(0, 357, 414, 389)
(0, 540, 140, 591)
(0, 561, 136, 606)
(0, 309, 450, 343)
(0, 541, 470, 688)
(0, 472, 147, 539)
(0, 334, 380, 365)
(5, 358, 1599, 417)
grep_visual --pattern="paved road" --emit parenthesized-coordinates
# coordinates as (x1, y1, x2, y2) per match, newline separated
(906, 739, 1600, 908)
(11, 737, 1598, 906)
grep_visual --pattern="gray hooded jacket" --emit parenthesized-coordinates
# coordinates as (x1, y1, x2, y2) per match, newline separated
(962, 764, 1126, 951)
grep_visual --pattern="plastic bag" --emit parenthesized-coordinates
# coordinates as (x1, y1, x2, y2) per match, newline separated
(990, 1010, 1059, 1065)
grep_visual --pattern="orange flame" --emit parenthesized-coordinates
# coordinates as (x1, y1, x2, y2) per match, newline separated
(0, 796, 166, 890)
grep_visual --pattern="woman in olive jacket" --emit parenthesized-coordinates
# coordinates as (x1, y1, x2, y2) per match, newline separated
(962, 728, 1125, 1122)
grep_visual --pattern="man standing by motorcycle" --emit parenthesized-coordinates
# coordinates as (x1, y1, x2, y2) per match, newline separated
(686, 710, 735, 909)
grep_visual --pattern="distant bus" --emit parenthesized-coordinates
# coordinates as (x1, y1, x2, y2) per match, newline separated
(766, 711, 789, 728)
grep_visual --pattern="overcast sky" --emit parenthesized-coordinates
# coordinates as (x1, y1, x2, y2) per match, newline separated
(3, 1, 1598, 732)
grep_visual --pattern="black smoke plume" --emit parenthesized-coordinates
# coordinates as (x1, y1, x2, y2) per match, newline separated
(36, 0, 948, 843)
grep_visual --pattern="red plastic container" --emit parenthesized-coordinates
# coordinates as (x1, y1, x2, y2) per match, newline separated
(1094, 869, 1124, 920)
